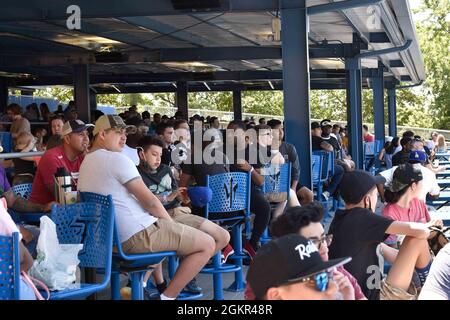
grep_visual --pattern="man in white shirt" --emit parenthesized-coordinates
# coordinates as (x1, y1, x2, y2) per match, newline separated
(378, 150, 440, 202)
(78, 115, 229, 300)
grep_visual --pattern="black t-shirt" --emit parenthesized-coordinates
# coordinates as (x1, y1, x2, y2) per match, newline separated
(12, 158, 35, 175)
(328, 208, 394, 300)
(322, 135, 341, 159)
(161, 144, 176, 166)
(181, 148, 229, 186)
(137, 164, 179, 209)
(279, 142, 300, 182)
(312, 136, 324, 151)
(392, 150, 410, 166)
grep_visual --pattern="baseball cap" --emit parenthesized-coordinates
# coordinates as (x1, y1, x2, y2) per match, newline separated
(93, 115, 128, 136)
(320, 119, 332, 128)
(409, 150, 427, 164)
(386, 163, 423, 192)
(62, 119, 94, 136)
(187, 186, 213, 207)
(339, 170, 386, 204)
(246, 234, 351, 299)
(311, 122, 320, 130)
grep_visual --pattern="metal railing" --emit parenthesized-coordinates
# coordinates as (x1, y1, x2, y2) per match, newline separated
(0, 151, 44, 159)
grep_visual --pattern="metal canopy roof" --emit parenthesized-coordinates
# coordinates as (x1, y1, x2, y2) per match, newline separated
(0, 0, 425, 90)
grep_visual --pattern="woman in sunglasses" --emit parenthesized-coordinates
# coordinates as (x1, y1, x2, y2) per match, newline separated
(269, 202, 366, 300)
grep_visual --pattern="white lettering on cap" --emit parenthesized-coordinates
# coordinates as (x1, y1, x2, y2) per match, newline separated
(295, 241, 319, 260)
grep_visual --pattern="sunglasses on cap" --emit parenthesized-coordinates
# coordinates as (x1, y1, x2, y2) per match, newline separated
(310, 234, 333, 250)
(296, 270, 334, 292)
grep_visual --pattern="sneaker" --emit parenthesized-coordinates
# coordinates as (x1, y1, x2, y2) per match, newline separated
(243, 241, 257, 259)
(155, 278, 168, 294)
(322, 191, 330, 201)
(144, 287, 161, 300)
(183, 278, 202, 294)
(221, 244, 235, 264)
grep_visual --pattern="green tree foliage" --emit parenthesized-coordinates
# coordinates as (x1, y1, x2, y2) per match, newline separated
(415, 0, 450, 129)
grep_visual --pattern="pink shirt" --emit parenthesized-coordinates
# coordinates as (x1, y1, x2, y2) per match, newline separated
(0, 197, 22, 240)
(382, 198, 430, 243)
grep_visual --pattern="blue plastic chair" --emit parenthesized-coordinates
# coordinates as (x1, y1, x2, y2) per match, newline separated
(364, 140, 383, 175)
(312, 151, 333, 215)
(0, 232, 21, 300)
(0, 132, 12, 153)
(47, 198, 114, 299)
(200, 172, 251, 300)
(9, 183, 47, 224)
(260, 162, 292, 245)
(79, 192, 196, 300)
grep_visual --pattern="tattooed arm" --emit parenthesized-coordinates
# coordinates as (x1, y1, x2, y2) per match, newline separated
(4, 190, 52, 212)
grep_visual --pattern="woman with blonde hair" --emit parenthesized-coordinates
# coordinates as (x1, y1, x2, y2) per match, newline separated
(436, 134, 446, 153)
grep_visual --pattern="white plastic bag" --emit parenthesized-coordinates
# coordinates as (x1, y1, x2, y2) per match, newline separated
(29, 216, 83, 291)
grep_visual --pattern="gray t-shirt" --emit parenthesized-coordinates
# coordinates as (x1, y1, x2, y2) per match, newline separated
(78, 149, 157, 243)
(419, 243, 450, 300)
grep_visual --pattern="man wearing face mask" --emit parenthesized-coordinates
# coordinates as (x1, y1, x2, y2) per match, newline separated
(328, 170, 434, 300)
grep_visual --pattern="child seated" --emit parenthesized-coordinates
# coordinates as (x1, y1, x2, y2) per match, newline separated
(12, 132, 38, 185)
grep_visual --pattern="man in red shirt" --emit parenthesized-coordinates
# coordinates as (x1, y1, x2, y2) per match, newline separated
(30, 120, 92, 204)
(363, 125, 375, 142)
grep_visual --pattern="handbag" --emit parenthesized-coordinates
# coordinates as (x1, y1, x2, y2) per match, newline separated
(21, 271, 50, 300)
(428, 226, 450, 256)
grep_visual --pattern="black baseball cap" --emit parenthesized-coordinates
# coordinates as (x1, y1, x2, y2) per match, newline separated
(311, 122, 321, 130)
(387, 163, 423, 192)
(62, 119, 94, 136)
(339, 170, 386, 204)
(246, 234, 351, 299)
(320, 119, 332, 128)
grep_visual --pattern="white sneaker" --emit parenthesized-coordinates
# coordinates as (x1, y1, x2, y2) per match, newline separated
(322, 191, 330, 201)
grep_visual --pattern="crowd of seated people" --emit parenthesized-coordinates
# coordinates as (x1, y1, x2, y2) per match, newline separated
(0, 102, 449, 300)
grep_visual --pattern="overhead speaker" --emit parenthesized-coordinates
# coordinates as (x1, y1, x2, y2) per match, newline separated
(171, 0, 222, 10)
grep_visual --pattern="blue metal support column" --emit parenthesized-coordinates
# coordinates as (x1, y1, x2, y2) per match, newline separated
(90, 89, 97, 110)
(0, 78, 7, 114)
(281, 0, 312, 190)
(176, 81, 188, 120)
(372, 64, 385, 144)
(346, 58, 364, 170)
(233, 90, 242, 121)
(73, 64, 91, 123)
(387, 87, 397, 137)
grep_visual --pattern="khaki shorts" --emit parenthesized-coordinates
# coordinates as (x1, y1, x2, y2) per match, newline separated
(380, 278, 417, 300)
(121, 207, 206, 256)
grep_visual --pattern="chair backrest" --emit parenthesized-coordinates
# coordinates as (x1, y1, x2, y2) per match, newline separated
(364, 141, 375, 157)
(0, 132, 12, 153)
(50, 198, 114, 273)
(262, 162, 291, 194)
(11, 183, 33, 199)
(311, 154, 322, 185)
(205, 172, 251, 219)
(312, 151, 333, 181)
(0, 232, 21, 300)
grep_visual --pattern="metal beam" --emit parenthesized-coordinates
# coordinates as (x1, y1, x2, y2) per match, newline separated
(400, 75, 412, 82)
(387, 88, 397, 137)
(356, 40, 413, 59)
(73, 64, 90, 123)
(281, 0, 312, 189)
(176, 81, 188, 120)
(372, 65, 385, 161)
(233, 91, 242, 121)
(369, 32, 391, 43)
(308, 0, 383, 15)
(0, 0, 299, 21)
(389, 60, 405, 68)
(346, 57, 364, 170)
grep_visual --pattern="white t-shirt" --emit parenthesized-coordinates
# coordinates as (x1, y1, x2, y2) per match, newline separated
(379, 164, 440, 201)
(121, 144, 140, 166)
(393, 145, 402, 155)
(78, 149, 157, 243)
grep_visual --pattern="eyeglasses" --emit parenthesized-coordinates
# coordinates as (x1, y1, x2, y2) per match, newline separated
(297, 271, 334, 292)
(309, 234, 333, 250)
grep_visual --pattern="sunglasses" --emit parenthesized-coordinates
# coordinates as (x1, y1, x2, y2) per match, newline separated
(310, 234, 333, 250)
(297, 270, 334, 292)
